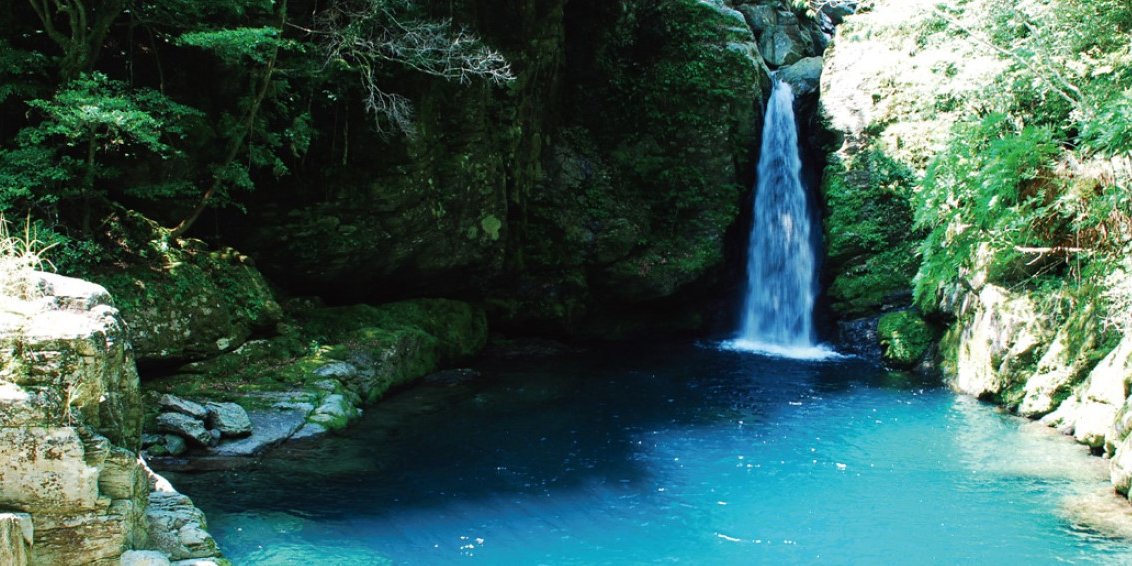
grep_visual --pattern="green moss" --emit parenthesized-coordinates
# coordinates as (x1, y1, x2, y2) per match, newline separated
(822, 151, 922, 316)
(877, 310, 938, 367)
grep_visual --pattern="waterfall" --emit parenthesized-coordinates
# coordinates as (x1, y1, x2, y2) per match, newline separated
(727, 80, 834, 359)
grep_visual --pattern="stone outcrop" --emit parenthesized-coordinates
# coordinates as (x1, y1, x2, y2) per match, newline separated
(941, 281, 1132, 499)
(0, 272, 222, 565)
(84, 210, 282, 367)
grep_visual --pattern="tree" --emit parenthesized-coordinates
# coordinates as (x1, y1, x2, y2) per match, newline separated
(1, 72, 198, 232)
(316, 0, 514, 136)
(25, 0, 128, 79)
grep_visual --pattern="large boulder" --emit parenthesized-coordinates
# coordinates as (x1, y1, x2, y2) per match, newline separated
(156, 413, 213, 448)
(777, 56, 823, 97)
(487, 0, 769, 335)
(204, 402, 252, 438)
(758, 12, 812, 67)
(85, 212, 281, 367)
(158, 394, 208, 420)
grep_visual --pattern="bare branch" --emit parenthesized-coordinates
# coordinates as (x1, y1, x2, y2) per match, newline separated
(316, 0, 515, 136)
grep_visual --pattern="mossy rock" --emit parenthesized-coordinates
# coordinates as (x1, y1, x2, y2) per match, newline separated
(82, 211, 282, 366)
(145, 298, 488, 404)
(877, 310, 938, 368)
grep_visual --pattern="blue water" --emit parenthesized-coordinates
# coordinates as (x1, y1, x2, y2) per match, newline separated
(170, 344, 1132, 564)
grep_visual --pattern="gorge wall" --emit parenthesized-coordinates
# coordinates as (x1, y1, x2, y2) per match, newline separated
(218, 0, 798, 337)
(818, 0, 1132, 497)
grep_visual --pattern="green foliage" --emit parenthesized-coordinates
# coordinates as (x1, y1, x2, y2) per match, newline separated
(598, 0, 760, 234)
(912, 114, 1060, 309)
(177, 27, 303, 64)
(1081, 89, 1132, 155)
(0, 216, 57, 303)
(0, 41, 48, 103)
(822, 150, 920, 315)
(0, 73, 201, 215)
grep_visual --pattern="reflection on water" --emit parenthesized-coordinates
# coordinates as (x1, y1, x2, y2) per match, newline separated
(169, 342, 1132, 564)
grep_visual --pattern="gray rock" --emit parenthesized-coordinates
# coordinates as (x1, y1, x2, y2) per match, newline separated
(204, 401, 253, 438)
(142, 433, 164, 448)
(776, 56, 823, 97)
(159, 394, 209, 420)
(290, 422, 329, 441)
(120, 550, 172, 566)
(208, 406, 310, 457)
(207, 429, 221, 446)
(737, 4, 777, 34)
(819, 0, 857, 25)
(164, 434, 188, 456)
(314, 362, 358, 379)
(146, 491, 219, 560)
(759, 23, 810, 67)
(157, 413, 212, 447)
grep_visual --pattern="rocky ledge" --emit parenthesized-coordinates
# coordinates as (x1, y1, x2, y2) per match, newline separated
(142, 298, 488, 471)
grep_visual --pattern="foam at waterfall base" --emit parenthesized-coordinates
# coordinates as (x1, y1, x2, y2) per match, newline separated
(718, 338, 846, 361)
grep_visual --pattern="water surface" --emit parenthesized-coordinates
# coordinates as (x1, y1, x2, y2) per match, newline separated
(170, 343, 1132, 564)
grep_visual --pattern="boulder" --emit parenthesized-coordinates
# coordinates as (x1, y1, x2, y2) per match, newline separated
(876, 310, 937, 368)
(164, 434, 188, 456)
(146, 490, 220, 560)
(204, 402, 253, 438)
(157, 413, 212, 448)
(159, 394, 209, 420)
(737, 4, 778, 34)
(819, 0, 858, 25)
(758, 15, 811, 67)
(308, 394, 361, 431)
(86, 211, 281, 366)
(776, 56, 824, 97)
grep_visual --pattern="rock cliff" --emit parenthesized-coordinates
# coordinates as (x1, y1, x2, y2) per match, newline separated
(0, 272, 222, 565)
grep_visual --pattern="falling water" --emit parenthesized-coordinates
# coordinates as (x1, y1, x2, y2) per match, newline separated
(729, 80, 831, 359)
